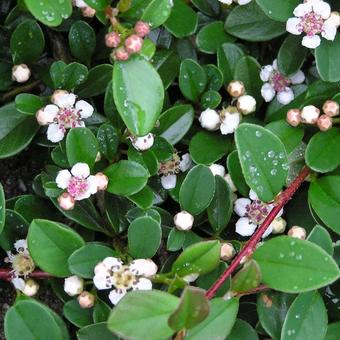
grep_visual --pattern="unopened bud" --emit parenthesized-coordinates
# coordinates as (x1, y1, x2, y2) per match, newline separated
(286, 109, 301, 127)
(78, 291, 95, 308)
(288, 226, 306, 240)
(64, 275, 84, 296)
(322, 100, 339, 117)
(220, 243, 235, 261)
(199, 108, 220, 131)
(81, 6, 96, 17)
(105, 31, 121, 48)
(236, 95, 256, 115)
(300, 105, 320, 124)
(131, 133, 154, 151)
(317, 114, 333, 131)
(209, 164, 225, 177)
(12, 64, 31, 83)
(95, 172, 109, 191)
(134, 21, 150, 37)
(22, 279, 39, 297)
(271, 217, 287, 234)
(227, 80, 245, 98)
(125, 34, 143, 54)
(113, 47, 129, 61)
(51, 89, 69, 105)
(174, 211, 194, 231)
(58, 192, 75, 211)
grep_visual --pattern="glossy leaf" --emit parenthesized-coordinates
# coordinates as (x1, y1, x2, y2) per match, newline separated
(231, 260, 261, 293)
(141, 0, 172, 28)
(256, 0, 301, 22)
(307, 225, 333, 255)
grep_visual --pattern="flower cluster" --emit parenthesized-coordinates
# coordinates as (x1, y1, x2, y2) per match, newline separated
(56, 163, 108, 210)
(286, 99, 339, 131)
(286, 0, 340, 48)
(93, 257, 157, 305)
(36, 90, 94, 143)
(5, 240, 39, 296)
(260, 60, 305, 105)
(199, 81, 256, 135)
(106, 20, 150, 61)
(73, 0, 96, 17)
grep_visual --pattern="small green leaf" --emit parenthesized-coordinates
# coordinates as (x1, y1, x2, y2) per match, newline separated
(200, 90, 222, 109)
(227, 150, 249, 197)
(231, 260, 261, 293)
(256, 0, 301, 22)
(15, 94, 44, 115)
(235, 123, 288, 202)
(167, 228, 186, 251)
(97, 123, 119, 162)
(325, 322, 340, 340)
(253, 236, 340, 293)
(179, 165, 215, 215)
(141, 0, 172, 28)
(228, 319, 259, 340)
(63, 299, 93, 328)
(77, 322, 116, 340)
(83, 0, 109, 10)
(307, 225, 333, 255)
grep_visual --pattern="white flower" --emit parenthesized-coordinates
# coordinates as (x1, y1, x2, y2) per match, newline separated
(220, 108, 241, 135)
(131, 133, 154, 151)
(56, 163, 98, 201)
(234, 190, 284, 238)
(260, 60, 305, 105)
(64, 275, 84, 296)
(209, 164, 226, 177)
(174, 211, 194, 231)
(93, 257, 156, 305)
(286, 0, 339, 48)
(12, 64, 31, 83)
(236, 95, 256, 115)
(36, 90, 94, 143)
(160, 153, 193, 190)
(199, 108, 221, 131)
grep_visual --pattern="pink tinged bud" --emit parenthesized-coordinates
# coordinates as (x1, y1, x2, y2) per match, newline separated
(317, 114, 333, 131)
(12, 64, 31, 83)
(226, 80, 245, 98)
(58, 192, 75, 211)
(286, 109, 301, 127)
(36, 109, 49, 126)
(23, 279, 39, 297)
(124, 34, 143, 54)
(51, 89, 69, 105)
(134, 21, 150, 37)
(78, 291, 95, 308)
(113, 47, 130, 61)
(300, 105, 320, 124)
(220, 243, 235, 261)
(81, 6, 96, 17)
(105, 31, 121, 48)
(95, 172, 109, 191)
(288, 226, 306, 240)
(322, 100, 339, 117)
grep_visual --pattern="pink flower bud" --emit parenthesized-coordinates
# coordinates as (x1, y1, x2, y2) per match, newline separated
(113, 47, 130, 61)
(51, 89, 69, 105)
(95, 172, 109, 191)
(78, 291, 95, 308)
(81, 6, 96, 17)
(286, 109, 301, 127)
(322, 100, 339, 117)
(226, 80, 245, 98)
(23, 279, 39, 297)
(220, 242, 235, 261)
(12, 64, 31, 83)
(124, 34, 143, 54)
(317, 114, 333, 132)
(134, 21, 150, 37)
(288, 226, 306, 240)
(58, 192, 75, 211)
(105, 31, 121, 48)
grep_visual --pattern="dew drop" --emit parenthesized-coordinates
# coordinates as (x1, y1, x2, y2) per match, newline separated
(255, 130, 262, 137)
(267, 150, 275, 158)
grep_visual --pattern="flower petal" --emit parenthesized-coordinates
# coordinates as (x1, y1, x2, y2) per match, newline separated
(47, 124, 65, 143)
(132, 277, 152, 291)
(321, 23, 337, 41)
(161, 174, 177, 190)
(109, 289, 127, 305)
(277, 87, 294, 105)
(56, 170, 72, 189)
(302, 34, 321, 48)
(260, 65, 274, 82)
(313, 0, 331, 19)
(87, 175, 98, 194)
(76, 100, 94, 119)
(71, 163, 90, 178)
(289, 70, 305, 84)
(55, 93, 76, 108)
(103, 257, 123, 271)
(93, 273, 113, 290)
(261, 83, 276, 102)
(293, 3, 312, 17)
(129, 259, 158, 277)
(12, 277, 25, 291)
(179, 153, 193, 172)
(286, 17, 302, 35)
(234, 198, 251, 217)
(235, 217, 257, 236)
(249, 189, 258, 200)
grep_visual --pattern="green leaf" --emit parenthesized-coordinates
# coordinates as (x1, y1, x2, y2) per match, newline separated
(191, 0, 220, 17)
(179, 165, 215, 215)
(28, 219, 85, 277)
(309, 176, 340, 234)
(200, 90, 222, 109)
(83, 0, 109, 10)
(207, 175, 233, 234)
(172, 240, 221, 277)
(256, 0, 300, 22)
(104, 160, 149, 196)
(156, 104, 194, 145)
(167, 228, 186, 251)
(189, 131, 232, 165)
(0, 103, 39, 159)
(325, 322, 340, 340)
(307, 225, 333, 255)
(93, 299, 110, 323)
(252, 236, 340, 293)
(305, 128, 340, 173)
(316, 35, 340, 82)
(5, 299, 69, 340)
(168, 287, 209, 331)
(179, 59, 207, 102)
(204, 64, 224, 91)
(62, 62, 89, 91)
(69, 21, 96, 65)
(278, 35, 308, 77)
(10, 19, 45, 64)
(228, 319, 259, 340)
(141, 0, 172, 28)
(281, 291, 327, 340)
(97, 123, 119, 162)
(113, 55, 164, 136)
(63, 299, 93, 328)
(77, 323, 116, 340)
(225, 2, 286, 42)
(227, 150, 249, 197)
(164, 0, 198, 38)
(196, 21, 234, 54)
(217, 43, 244, 85)
(151, 136, 174, 162)
(185, 298, 239, 340)
(15, 94, 44, 115)
(0, 183, 5, 235)
(231, 260, 261, 293)
(66, 127, 99, 169)
(128, 216, 162, 258)
(235, 123, 288, 202)
(108, 290, 179, 340)
(68, 243, 117, 278)
(24, 0, 72, 27)
(257, 291, 295, 340)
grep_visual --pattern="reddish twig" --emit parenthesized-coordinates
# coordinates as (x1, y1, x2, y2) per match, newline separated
(234, 284, 269, 297)
(0, 269, 52, 281)
(205, 166, 310, 299)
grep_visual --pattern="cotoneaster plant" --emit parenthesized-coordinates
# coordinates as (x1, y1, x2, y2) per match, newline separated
(0, 0, 340, 339)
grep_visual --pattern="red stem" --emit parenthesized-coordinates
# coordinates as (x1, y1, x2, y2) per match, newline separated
(0, 269, 52, 281)
(205, 166, 310, 299)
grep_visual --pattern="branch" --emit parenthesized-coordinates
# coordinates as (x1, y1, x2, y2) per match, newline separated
(0, 269, 52, 281)
(205, 166, 310, 300)
(0, 80, 40, 102)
